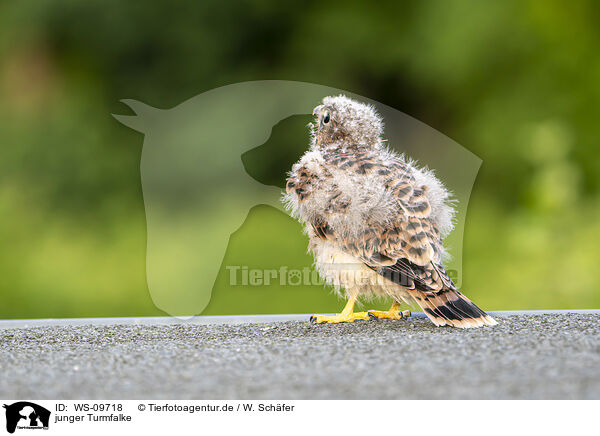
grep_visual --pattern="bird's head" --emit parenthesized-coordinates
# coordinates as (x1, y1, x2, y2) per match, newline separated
(311, 95, 384, 149)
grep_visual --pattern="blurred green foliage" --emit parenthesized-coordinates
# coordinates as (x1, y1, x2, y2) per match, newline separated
(1, 0, 599, 319)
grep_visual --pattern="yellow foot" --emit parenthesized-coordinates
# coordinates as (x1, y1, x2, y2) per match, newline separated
(310, 312, 370, 324)
(367, 309, 411, 320)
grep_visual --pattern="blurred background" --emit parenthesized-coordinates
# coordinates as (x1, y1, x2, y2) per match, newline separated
(1, 0, 599, 319)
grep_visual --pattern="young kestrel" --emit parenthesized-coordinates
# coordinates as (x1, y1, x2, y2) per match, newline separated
(284, 95, 496, 328)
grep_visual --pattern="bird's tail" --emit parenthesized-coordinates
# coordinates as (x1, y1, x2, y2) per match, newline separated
(409, 289, 497, 328)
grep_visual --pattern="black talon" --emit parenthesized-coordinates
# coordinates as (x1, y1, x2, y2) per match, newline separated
(368, 312, 378, 321)
(309, 315, 316, 324)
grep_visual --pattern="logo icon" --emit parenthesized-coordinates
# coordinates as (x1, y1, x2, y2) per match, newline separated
(3, 402, 50, 434)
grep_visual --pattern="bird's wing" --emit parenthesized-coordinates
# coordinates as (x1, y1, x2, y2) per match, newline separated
(311, 155, 455, 293)
(286, 149, 454, 293)
(350, 214, 454, 294)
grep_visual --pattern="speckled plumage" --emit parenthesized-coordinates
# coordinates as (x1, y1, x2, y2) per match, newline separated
(284, 95, 496, 328)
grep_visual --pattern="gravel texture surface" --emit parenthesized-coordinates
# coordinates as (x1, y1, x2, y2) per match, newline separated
(1, 313, 598, 399)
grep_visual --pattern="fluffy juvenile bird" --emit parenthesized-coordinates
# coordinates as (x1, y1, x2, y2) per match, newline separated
(284, 95, 496, 328)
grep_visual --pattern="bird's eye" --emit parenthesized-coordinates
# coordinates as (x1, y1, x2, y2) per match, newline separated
(323, 112, 330, 124)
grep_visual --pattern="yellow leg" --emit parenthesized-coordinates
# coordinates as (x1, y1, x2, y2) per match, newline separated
(367, 302, 411, 320)
(310, 297, 370, 324)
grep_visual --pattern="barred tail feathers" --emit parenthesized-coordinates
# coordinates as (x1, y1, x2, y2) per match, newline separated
(410, 289, 497, 328)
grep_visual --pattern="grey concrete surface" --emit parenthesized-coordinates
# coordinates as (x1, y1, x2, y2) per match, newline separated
(1, 309, 597, 328)
(0, 312, 598, 399)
